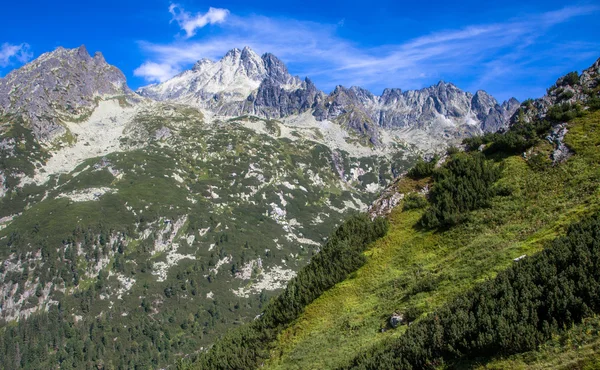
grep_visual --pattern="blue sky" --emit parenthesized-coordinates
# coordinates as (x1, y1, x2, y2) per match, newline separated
(0, 0, 599, 102)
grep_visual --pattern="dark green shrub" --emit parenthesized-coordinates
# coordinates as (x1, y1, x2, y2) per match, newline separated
(462, 135, 486, 152)
(403, 306, 424, 323)
(446, 146, 460, 156)
(421, 153, 501, 228)
(558, 90, 575, 102)
(409, 274, 438, 295)
(407, 156, 438, 179)
(546, 103, 585, 122)
(402, 193, 428, 211)
(560, 71, 579, 86)
(527, 152, 552, 171)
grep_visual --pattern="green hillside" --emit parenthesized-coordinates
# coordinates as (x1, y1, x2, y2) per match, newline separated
(186, 63, 600, 369)
(263, 110, 600, 369)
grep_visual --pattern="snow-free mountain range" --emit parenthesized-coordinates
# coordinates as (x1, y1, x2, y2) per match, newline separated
(0, 45, 520, 367)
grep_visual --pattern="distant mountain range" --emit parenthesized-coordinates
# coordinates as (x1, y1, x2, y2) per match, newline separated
(138, 46, 519, 144)
(0, 45, 519, 147)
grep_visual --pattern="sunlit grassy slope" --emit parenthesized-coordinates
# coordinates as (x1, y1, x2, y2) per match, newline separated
(263, 110, 600, 369)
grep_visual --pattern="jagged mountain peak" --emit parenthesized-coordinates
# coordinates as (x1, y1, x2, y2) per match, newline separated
(223, 46, 261, 63)
(137, 48, 518, 142)
(0, 45, 132, 141)
(192, 58, 214, 71)
(137, 47, 303, 110)
(261, 52, 294, 85)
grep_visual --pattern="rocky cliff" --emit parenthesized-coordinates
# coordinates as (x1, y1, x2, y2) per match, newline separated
(510, 57, 600, 125)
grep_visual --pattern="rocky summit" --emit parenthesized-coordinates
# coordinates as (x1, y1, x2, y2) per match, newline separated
(139, 46, 519, 146)
(0, 45, 133, 142)
(0, 45, 521, 369)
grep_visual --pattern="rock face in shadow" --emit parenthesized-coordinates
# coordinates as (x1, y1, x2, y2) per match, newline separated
(0, 45, 132, 141)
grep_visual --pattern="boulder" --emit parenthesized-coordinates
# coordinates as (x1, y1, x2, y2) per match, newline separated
(389, 312, 405, 328)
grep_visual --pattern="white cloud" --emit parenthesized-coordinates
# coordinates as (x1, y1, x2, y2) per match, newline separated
(135, 6, 599, 100)
(0, 43, 32, 67)
(169, 4, 229, 38)
(133, 61, 181, 83)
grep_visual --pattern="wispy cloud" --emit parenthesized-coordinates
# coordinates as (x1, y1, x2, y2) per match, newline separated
(169, 4, 229, 38)
(0, 43, 32, 68)
(133, 61, 180, 83)
(135, 5, 599, 99)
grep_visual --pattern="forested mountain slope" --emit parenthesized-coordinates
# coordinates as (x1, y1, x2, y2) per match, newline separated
(0, 46, 417, 369)
(183, 57, 600, 369)
(0, 43, 522, 369)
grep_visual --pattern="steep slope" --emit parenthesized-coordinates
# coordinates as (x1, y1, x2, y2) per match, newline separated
(185, 58, 600, 370)
(138, 47, 519, 146)
(0, 45, 133, 141)
(0, 47, 419, 369)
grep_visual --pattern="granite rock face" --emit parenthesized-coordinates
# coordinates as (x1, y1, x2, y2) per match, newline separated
(313, 83, 519, 142)
(138, 47, 519, 143)
(546, 122, 572, 165)
(249, 77, 325, 119)
(0, 45, 132, 141)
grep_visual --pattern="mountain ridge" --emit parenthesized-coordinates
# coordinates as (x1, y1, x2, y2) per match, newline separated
(0, 45, 134, 142)
(0, 44, 519, 149)
(137, 46, 519, 144)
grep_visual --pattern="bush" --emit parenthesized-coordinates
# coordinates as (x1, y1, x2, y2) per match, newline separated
(463, 135, 486, 152)
(402, 193, 428, 211)
(557, 90, 575, 102)
(420, 153, 501, 228)
(560, 71, 579, 86)
(527, 152, 552, 171)
(485, 131, 532, 154)
(546, 103, 585, 123)
(446, 146, 460, 156)
(407, 156, 438, 179)
(347, 213, 600, 370)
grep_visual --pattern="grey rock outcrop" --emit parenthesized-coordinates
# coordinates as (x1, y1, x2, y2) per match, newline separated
(249, 77, 325, 119)
(546, 122, 572, 164)
(0, 45, 132, 141)
(389, 313, 405, 328)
